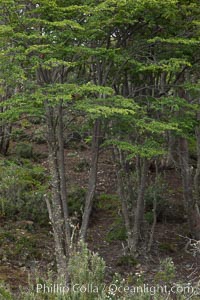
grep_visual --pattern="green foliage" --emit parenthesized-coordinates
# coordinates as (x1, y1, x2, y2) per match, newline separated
(12, 128, 29, 142)
(144, 212, 154, 225)
(31, 127, 46, 144)
(117, 255, 138, 267)
(68, 187, 86, 216)
(0, 1, 200, 298)
(145, 177, 168, 221)
(154, 257, 176, 284)
(74, 159, 89, 172)
(159, 242, 177, 253)
(0, 160, 48, 225)
(0, 253, 199, 299)
(0, 224, 50, 265)
(97, 193, 120, 211)
(68, 241, 105, 287)
(106, 218, 127, 242)
(0, 230, 16, 250)
(15, 143, 34, 159)
(0, 282, 12, 300)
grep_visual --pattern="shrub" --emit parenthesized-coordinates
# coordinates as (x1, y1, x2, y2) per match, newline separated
(31, 127, 46, 144)
(68, 241, 106, 286)
(12, 128, 29, 142)
(0, 253, 199, 300)
(145, 177, 168, 222)
(117, 255, 138, 267)
(106, 218, 127, 242)
(0, 282, 13, 300)
(97, 194, 120, 211)
(73, 159, 89, 172)
(0, 160, 48, 225)
(144, 211, 154, 225)
(154, 257, 176, 284)
(15, 143, 33, 159)
(68, 187, 86, 216)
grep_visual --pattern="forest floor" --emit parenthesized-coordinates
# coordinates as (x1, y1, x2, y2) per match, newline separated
(0, 142, 200, 293)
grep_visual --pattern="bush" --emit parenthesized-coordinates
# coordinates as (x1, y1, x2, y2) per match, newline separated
(154, 257, 176, 284)
(73, 159, 89, 172)
(144, 211, 154, 225)
(12, 128, 29, 142)
(15, 143, 34, 159)
(0, 252, 199, 300)
(0, 160, 48, 225)
(31, 127, 46, 144)
(145, 177, 168, 222)
(97, 194, 120, 211)
(68, 241, 106, 286)
(117, 255, 138, 267)
(68, 187, 86, 216)
(106, 218, 127, 242)
(0, 282, 13, 300)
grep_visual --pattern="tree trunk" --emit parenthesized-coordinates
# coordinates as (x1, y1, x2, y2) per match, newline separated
(131, 158, 148, 253)
(166, 131, 179, 168)
(113, 148, 148, 254)
(116, 166, 135, 252)
(0, 122, 11, 155)
(79, 119, 101, 240)
(178, 137, 200, 240)
(194, 107, 200, 209)
(147, 161, 159, 252)
(45, 101, 69, 281)
(57, 102, 71, 249)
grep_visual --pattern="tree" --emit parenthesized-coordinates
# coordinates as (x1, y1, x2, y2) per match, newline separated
(0, 0, 200, 279)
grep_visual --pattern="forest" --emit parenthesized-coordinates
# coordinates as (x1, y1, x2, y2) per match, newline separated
(0, 0, 200, 299)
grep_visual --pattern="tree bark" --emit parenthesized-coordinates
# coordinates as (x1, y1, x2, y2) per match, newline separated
(0, 124, 11, 155)
(131, 158, 148, 253)
(178, 137, 200, 240)
(57, 101, 71, 249)
(116, 148, 136, 251)
(194, 106, 200, 209)
(0, 108, 11, 156)
(79, 119, 101, 240)
(45, 101, 69, 281)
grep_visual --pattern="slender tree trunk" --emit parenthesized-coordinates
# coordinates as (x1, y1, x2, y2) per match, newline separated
(45, 101, 69, 281)
(178, 137, 200, 240)
(194, 107, 200, 209)
(116, 166, 135, 251)
(113, 148, 148, 254)
(57, 102, 71, 249)
(0, 121, 11, 155)
(166, 131, 179, 168)
(80, 119, 101, 240)
(147, 161, 159, 252)
(131, 158, 148, 253)
(36, 66, 70, 280)
(113, 147, 136, 249)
